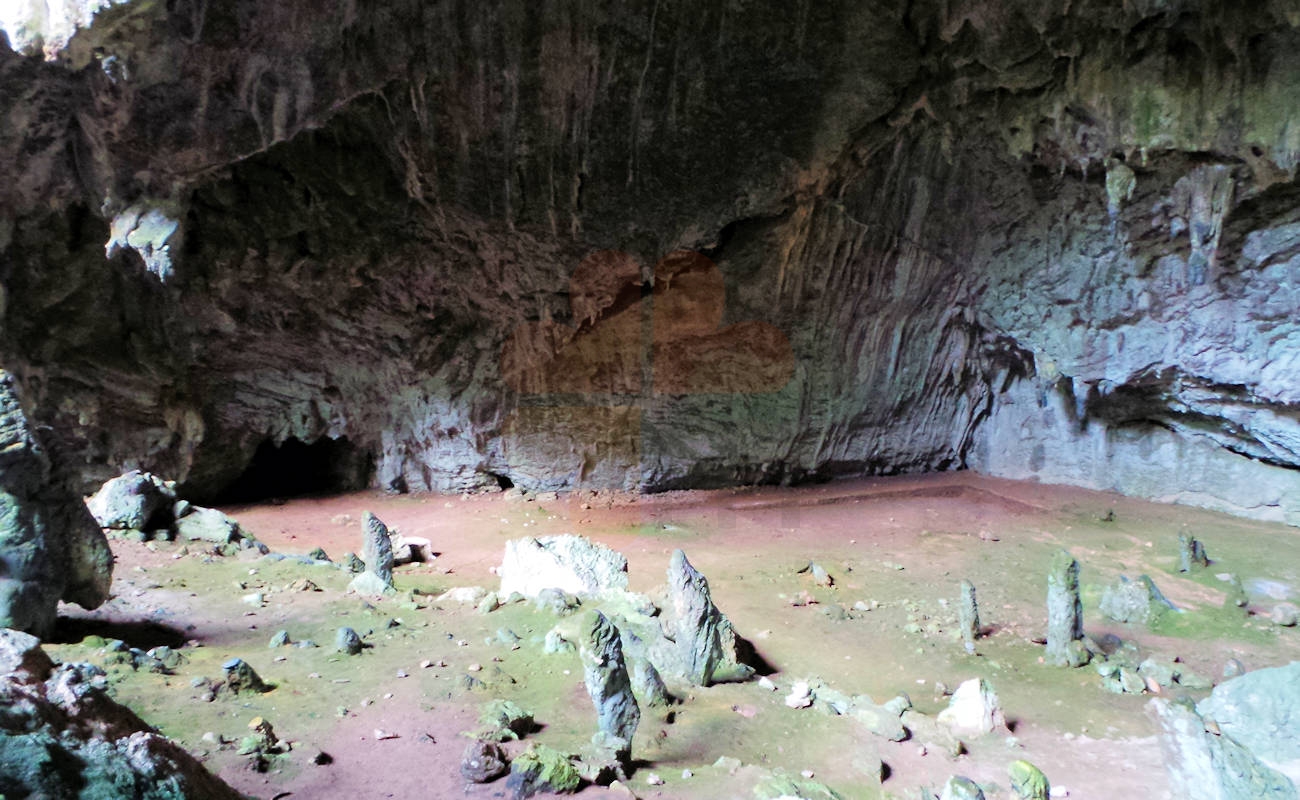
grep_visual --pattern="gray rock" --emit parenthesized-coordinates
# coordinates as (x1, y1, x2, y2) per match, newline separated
(1224, 658, 1247, 679)
(1197, 661, 1300, 778)
(1272, 603, 1299, 627)
(1045, 550, 1086, 667)
(506, 744, 581, 799)
(666, 549, 753, 686)
(175, 506, 242, 544)
(360, 511, 394, 582)
(341, 552, 365, 573)
(0, 371, 112, 638)
(0, 631, 245, 799)
(1149, 698, 1297, 800)
(1100, 574, 1176, 625)
(629, 654, 672, 708)
(958, 579, 980, 647)
(86, 470, 176, 531)
(1179, 529, 1210, 571)
(461, 739, 509, 783)
(1008, 760, 1051, 800)
(579, 610, 640, 764)
(479, 699, 535, 742)
(221, 658, 269, 694)
(498, 535, 629, 599)
(543, 628, 575, 654)
(335, 627, 364, 655)
(268, 630, 291, 648)
(534, 587, 580, 616)
(941, 776, 986, 800)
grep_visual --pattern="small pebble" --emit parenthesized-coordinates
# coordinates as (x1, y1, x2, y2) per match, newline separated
(645, 773, 664, 786)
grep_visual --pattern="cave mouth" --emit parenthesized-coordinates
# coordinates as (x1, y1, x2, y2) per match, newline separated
(214, 436, 374, 504)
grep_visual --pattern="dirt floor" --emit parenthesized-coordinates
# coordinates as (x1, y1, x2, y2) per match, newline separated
(47, 472, 1300, 799)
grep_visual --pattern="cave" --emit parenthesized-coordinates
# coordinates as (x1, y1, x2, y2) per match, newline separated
(2, 1, 1300, 798)
(211, 437, 374, 505)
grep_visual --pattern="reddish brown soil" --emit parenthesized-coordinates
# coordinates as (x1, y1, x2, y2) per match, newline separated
(53, 473, 1300, 800)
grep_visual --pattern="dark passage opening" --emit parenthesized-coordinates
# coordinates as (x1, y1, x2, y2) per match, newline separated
(214, 436, 373, 504)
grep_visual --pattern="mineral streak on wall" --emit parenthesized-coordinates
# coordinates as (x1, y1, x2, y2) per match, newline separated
(0, 1, 1298, 521)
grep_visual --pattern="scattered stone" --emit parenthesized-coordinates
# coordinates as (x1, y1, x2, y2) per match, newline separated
(544, 628, 575, 654)
(534, 587, 581, 616)
(439, 585, 490, 605)
(498, 534, 629, 599)
(285, 577, 320, 592)
(1149, 697, 1296, 800)
(753, 770, 843, 800)
(942, 775, 987, 800)
(580, 611, 641, 764)
(666, 549, 753, 685)
(1223, 658, 1246, 679)
(645, 773, 664, 785)
(1045, 550, 1087, 667)
(176, 506, 244, 544)
(238, 716, 281, 757)
(221, 658, 269, 694)
(335, 627, 364, 655)
(937, 678, 1004, 736)
(462, 739, 509, 783)
(307, 546, 331, 562)
(1098, 662, 1146, 695)
(1272, 602, 1298, 627)
(392, 534, 434, 564)
(799, 562, 834, 587)
(1099, 574, 1176, 625)
(479, 699, 535, 742)
(629, 654, 673, 708)
(348, 512, 396, 595)
(506, 744, 581, 799)
(1178, 529, 1210, 571)
(1009, 760, 1050, 800)
(958, 579, 980, 649)
(341, 552, 365, 573)
(479, 592, 502, 614)
(785, 681, 813, 709)
(311, 751, 333, 766)
(0, 372, 113, 637)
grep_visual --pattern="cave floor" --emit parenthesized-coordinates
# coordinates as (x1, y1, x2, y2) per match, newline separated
(49, 472, 1300, 800)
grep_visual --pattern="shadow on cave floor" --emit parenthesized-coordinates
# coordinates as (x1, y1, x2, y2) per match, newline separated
(50, 616, 188, 649)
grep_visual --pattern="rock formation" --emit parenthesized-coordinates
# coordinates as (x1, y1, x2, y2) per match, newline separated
(0, 2, 1298, 523)
(958, 579, 980, 650)
(0, 628, 245, 799)
(348, 511, 395, 595)
(578, 610, 640, 765)
(1045, 550, 1087, 667)
(0, 371, 112, 638)
(666, 549, 753, 686)
(498, 535, 629, 599)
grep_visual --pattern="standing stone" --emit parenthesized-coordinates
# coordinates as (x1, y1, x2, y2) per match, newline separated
(958, 580, 980, 649)
(666, 549, 753, 686)
(1008, 760, 1050, 800)
(1178, 529, 1209, 572)
(348, 512, 394, 595)
(1045, 550, 1086, 667)
(579, 611, 639, 765)
(222, 658, 268, 693)
(0, 370, 112, 638)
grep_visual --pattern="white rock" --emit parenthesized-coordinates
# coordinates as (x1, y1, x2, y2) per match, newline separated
(497, 535, 628, 599)
(937, 677, 1004, 735)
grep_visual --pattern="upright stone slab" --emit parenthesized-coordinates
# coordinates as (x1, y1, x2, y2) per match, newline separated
(1148, 698, 1297, 800)
(958, 579, 980, 648)
(348, 511, 394, 595)
(1045, 549, 1086, 667)
(0, 370, 112, 638)
(579, 610, 639, 764)
(667, 549, 753, 686)
(1178, 528, 1209, 572)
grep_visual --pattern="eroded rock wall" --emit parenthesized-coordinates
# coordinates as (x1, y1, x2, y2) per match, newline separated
(0, 0, 1297, 519)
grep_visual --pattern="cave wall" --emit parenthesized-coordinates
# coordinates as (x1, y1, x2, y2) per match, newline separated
(0, 0, 1298, 521)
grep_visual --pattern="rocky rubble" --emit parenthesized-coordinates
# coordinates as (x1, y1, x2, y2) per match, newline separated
(0, 628, 245, 799)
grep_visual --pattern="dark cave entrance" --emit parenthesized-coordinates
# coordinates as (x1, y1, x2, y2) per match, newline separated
(215, 436, 373, 504)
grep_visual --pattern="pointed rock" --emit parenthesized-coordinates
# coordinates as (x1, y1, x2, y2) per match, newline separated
(958, 579, 980, 648)
(937, 678, 1004, 736)
(666, 549, 752, 686)
(348, 512, 394, 595)
(1045, 550, 1086, 667)
(579, 610, 640, 765)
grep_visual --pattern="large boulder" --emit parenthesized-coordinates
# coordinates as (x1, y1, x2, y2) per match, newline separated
(0, 372, 112, 638)
(86, 470, 177, 531)
(0, 629, 246, 799)
(1149, 697, 1297, 800)
(498, 535, 629, 599)
(1197, 661, 1300, 786)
